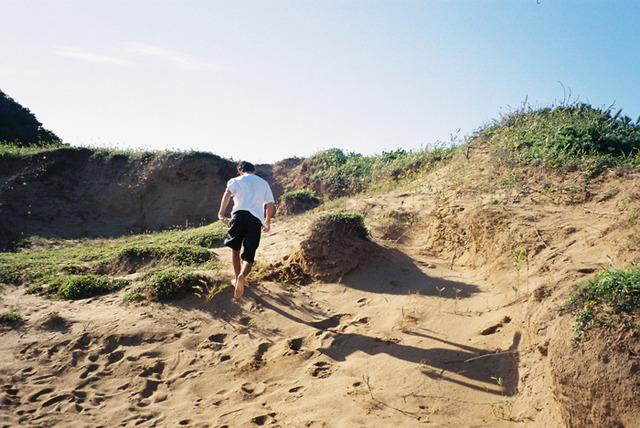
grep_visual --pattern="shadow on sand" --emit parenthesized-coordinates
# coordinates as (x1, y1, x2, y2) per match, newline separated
(342, 248, 481, 298)
(316, 329, 521, 397)
(240, 287, 519, 398)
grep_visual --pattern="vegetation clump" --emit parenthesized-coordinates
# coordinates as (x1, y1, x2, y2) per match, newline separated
(280, 189, 322, 215)
(139, 268, 207, 301)
(111, 243, 214, 267)
(304, 146, 455, 198)
(475, 102, 640, 169)
(262, 210, 375, 285)
(0, 310, 22, 325)
(563, 267, 640, 343)
(54, 275, 129, 300)
(0, 222, 227, 301)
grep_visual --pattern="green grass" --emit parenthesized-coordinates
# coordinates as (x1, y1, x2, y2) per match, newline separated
(474, 102, 640, 170)
(563, 266, 640, 343)
(0, 222, 227, 301)
(0, 142, 68, 159)
(0, 141, 233, 162)
(280, 189, 322, 215)
(139, 268, 208, 302)
(0, 310, 22, 325)
(302, 102, 640, 201)
(281, 189, 321, 204)
(107, 243, 214, 267)
(54, 275, 129, 299)
(304, 146, 456, 197)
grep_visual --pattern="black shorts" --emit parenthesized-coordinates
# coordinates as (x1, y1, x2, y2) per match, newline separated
(224, 210, 262, 263)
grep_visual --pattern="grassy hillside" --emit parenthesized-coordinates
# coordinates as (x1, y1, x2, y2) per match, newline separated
(3, 101, 640, 302)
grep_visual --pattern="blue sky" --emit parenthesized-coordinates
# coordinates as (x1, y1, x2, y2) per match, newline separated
(1, 1, 638, 163)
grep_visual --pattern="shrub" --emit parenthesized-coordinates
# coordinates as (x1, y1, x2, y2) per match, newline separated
(563, 267, 640, 343)
(0, 265, 19, 284)
(304, 147, 455, 198)
(122, 285, 146, 303)
(165, 245, 213, 265)
(0, 310, 22, 324)
(55, 275, 129, 300)
(0, 90, 63, 148)
(143, 268, 205, 301)
(282, 189, 321, 204)
(115, 243, 214, 266)
(475, 102, 640, 169)
(280, 189, 322, 215)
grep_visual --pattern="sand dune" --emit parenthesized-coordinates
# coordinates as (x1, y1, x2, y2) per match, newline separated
(2, 151, 640, 427)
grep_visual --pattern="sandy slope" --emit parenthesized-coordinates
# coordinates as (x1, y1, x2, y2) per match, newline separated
(1, 154, 639, 427)
(0, 213, 555, 426)
(0, 240, 537, 427)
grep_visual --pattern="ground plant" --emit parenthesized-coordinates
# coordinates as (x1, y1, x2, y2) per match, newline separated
(279, 189, 322, 215)
(474, 102, 640, 170)
(54, 275, 129, 300)
(0, 310, 22, 325)
(305, 146, 456, 197)
(563, 266, 640, 343)
(0, 222, 227, 301)
(141, 268, 208, 301)
(281, 189, 321, 204)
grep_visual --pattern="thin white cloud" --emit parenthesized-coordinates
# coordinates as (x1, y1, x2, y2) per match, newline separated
(54, 46, 127, 64)
(124, 42, 226, 71)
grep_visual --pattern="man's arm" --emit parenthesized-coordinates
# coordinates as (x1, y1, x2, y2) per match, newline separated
(263, 202, 274, 232)
(218, 189, 233, 225)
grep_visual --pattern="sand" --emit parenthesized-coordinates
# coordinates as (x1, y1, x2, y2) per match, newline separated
(2, 152, 640, 427)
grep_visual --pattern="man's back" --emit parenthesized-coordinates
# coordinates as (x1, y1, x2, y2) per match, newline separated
(227, 173, 274, 226)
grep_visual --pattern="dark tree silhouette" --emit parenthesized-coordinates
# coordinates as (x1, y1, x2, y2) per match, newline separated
(0, 89, 63, 147)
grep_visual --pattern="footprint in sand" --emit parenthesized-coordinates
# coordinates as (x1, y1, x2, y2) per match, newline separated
(138, 379, 160, 399)
(480, 316, 512, 336)
(237, 382, 267, 398)
(283, 385, 306, 403)
(28, 387, 54, 402)
(40, 392, 73, 408)
(138, 360, 165, 379)
(351, 316, 370, 326)
(209, 333, 227, 343)
(3, 384, 20, 405)
(286, 337, 303, 353)
(254, 342, 270, 360)
(79, 363, 100, 380)
(251, 412, 277, 426)
(45, 339, 71, 358)
(309, 314, 344, 330)
(308, 361, 333, 379)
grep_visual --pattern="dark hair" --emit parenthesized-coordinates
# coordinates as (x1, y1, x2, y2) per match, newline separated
(237, 161, 256, 173)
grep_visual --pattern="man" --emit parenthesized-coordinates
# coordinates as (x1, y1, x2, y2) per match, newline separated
(218, 161, 275, 299)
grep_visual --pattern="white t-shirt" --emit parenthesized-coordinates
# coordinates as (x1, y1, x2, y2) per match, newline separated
(226, 173, 275, 227)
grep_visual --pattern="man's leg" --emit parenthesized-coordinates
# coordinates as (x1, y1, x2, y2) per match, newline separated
(231, 249, 242, 281)
(234, 214, 261, 299)
(232, 250, 253, 299)
(234, 260, 253, 299)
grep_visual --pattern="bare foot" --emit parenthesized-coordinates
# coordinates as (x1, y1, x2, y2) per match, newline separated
(234, 275, 245, 299)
